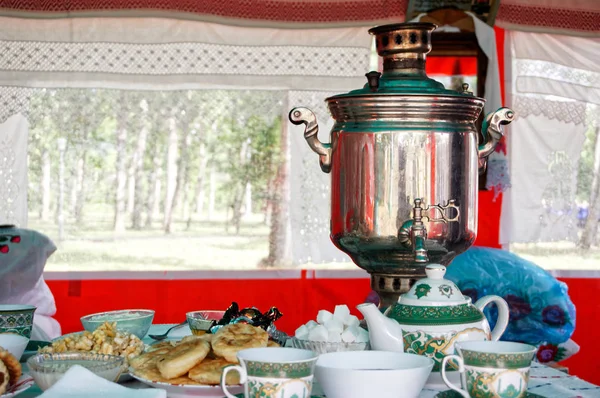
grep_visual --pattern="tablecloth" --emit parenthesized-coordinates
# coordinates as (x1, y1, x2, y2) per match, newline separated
(17, 324, 600, 398)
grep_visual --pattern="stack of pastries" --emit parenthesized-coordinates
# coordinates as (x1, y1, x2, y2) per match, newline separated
(130, 323, 279, 385)
(0, 347, 21, 394)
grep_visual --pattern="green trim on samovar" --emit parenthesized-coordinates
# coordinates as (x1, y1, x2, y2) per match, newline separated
(387, 303, 484, 325)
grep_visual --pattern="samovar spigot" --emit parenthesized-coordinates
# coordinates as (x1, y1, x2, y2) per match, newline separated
(411, 199, 429, 263)
(398, 198, 461, 263)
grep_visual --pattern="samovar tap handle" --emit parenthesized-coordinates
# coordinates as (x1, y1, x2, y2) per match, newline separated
(477, 107, 515, 172)
(289, 107, 332, 173)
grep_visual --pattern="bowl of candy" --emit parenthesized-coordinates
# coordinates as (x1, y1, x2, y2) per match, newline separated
(291, 305, 370, 355)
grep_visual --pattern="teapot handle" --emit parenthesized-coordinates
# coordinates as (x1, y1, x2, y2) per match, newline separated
(474, 295, 510, 341)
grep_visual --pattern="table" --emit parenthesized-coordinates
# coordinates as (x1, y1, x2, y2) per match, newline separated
(18, 325, 600, 397)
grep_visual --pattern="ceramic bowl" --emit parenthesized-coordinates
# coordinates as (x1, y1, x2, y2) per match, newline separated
(27, 352, 124, 390)
(0, 305, 36, 338)
(80, 309, 154, 338)
(186, 310, 225, 335)
(315, 351, 434, 398)
(290, 337, 370, 355)
(0, 333, 29, 360)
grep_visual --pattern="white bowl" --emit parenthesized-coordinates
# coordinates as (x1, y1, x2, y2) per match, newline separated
(0, 333, 29, 360)
(290, 337, 370, 355)
(27, 352, 124, 391)
(315, 351, 434, 398)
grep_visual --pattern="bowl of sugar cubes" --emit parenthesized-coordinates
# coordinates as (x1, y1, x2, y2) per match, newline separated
(291, 304, 370, 354)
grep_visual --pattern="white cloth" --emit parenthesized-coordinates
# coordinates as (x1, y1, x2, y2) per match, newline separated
(0, 114, 28, 227)
(410, 12, 502, 114)
(0, 16, 371, 92)
(0, 226, 61, 339)
(39, 365, 166, 398)
(500, 30, 600, 244)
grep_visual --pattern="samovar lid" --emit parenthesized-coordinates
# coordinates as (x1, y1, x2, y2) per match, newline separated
(326, 23, 485, 122)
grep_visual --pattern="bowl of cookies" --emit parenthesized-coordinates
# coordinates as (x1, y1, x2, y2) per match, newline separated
(80, 309, 154, 339)
(129, 322, 280, 397)
(40, 321, 145, 381)
(291, 305, 370, 355)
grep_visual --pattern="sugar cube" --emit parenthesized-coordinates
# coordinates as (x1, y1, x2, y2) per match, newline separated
(333, 305, 351, 322)
(316, 309, 334, 325)
(295, 324, 309, 340)
(328, 330, 342, 343)
(343, 315, 360, 328)
(308, 324, 329, 342)
(341, 325, 358, 343)
(305, 320, 319, 330)
(324, 318, 344, 333)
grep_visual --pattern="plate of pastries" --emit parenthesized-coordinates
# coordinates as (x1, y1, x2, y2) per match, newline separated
(0, 347, 34, 397)
(129, 323, 281, 397)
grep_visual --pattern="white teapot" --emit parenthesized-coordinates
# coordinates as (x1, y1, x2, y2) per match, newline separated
(358, 264, 509, 381)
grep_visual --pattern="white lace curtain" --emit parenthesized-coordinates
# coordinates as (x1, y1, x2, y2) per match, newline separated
(0, 16, 372, 267)
(500, 31, 600, 244)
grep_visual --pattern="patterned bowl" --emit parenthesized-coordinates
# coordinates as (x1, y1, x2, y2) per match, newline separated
(0, 305, 36, 338)
(290, 338, 370, 355)
(80, 309, 154, 339)
(27, 352, 124, 391)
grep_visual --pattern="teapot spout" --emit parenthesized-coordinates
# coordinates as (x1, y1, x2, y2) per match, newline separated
(357, 303, 404, 352)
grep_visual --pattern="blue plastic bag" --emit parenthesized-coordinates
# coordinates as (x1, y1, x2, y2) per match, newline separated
(446, 247, 575, 347)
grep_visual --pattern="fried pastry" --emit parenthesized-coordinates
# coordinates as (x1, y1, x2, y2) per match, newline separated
(188, 357, 239, 385)
(129, 346, 172, 370)
(267, 340, 280, 347)
(0, 348, 21, 385)
(0, 359, 8, 395)
(212, 323, 268, 363)
(135, 362, 204, 385)
(156, 339, 210, 379)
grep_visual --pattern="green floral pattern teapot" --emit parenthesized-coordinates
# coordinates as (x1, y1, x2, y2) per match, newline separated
(358, 264, 509, 375)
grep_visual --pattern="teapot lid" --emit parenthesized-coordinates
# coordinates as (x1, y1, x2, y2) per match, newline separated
(400, 264, 468, 306)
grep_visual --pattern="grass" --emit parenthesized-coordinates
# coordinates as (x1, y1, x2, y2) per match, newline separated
(28, 205, 600, 272)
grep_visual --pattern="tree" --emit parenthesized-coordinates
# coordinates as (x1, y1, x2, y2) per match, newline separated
(579, 127, 600, 249)
(113, 92, 129, 233)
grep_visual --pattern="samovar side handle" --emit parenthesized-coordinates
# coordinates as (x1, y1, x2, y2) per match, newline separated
(289, 107, 332, 173)
(477, 107, 515, 172)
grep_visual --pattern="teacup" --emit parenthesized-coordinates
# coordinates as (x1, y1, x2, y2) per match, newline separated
(0, 305, 36, 338)
(221, 347, 318, 398)
(441, 341, 537, 398)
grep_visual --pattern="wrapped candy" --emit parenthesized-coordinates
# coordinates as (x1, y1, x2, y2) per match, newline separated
(209, 302, 287, 343)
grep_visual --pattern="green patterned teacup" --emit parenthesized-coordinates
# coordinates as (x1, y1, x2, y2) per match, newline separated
(0, 305, 36, 338)
(221, 347, 318, 398)
(441, 341, 537, 398)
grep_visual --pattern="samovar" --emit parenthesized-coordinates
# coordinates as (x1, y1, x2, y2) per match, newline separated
(289, 23, 514, 308)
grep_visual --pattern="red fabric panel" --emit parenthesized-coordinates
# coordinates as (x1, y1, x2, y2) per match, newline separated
(0, 0, 408, 24)
(426, 56, 477, 76)
(557, 277, 600, 384)
(496, 1, 600, 35)
(475, 191, 502, 248)
(47, 276, 599, 385)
